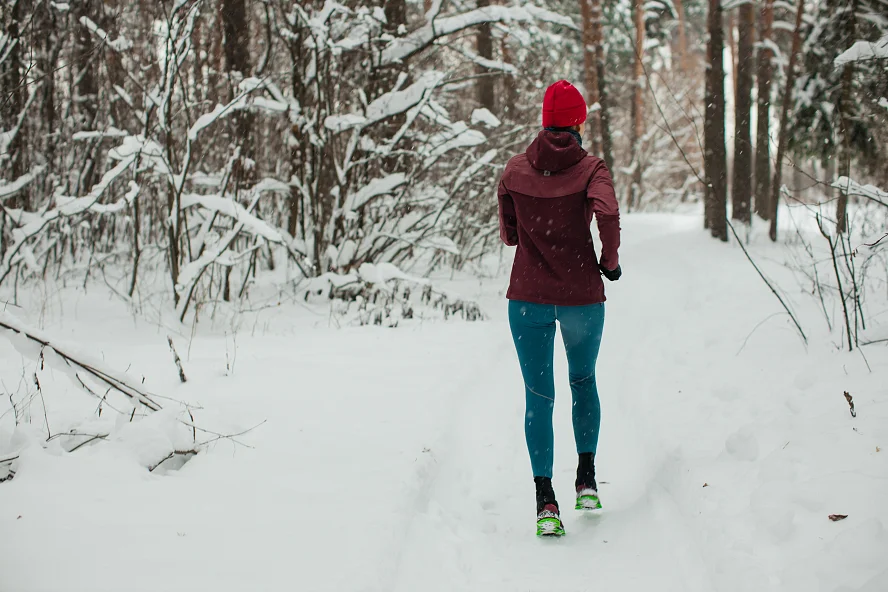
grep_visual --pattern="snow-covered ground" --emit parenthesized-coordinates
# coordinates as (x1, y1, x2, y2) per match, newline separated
(1, 213, 886, 592)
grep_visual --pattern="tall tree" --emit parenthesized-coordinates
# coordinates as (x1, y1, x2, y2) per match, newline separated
(731, 3, 754, 223)
(33, 1, 60, 200)
(73, 0, 101, 194)
(674, 0, 690, 73)
(754, 0, 774, 220)
(768, 0, 806, 242)
(835, 0, 858, 234)
(580, 0, 602, 155)
(476, 0, 495, 111)
(221, 0, 254, 183)
(1, 0, 26, 202)
(629, 0, 645, 209)
(790, 0, 885, 205)
(592, 0, 613, 169)
(705, 0, 728, 240)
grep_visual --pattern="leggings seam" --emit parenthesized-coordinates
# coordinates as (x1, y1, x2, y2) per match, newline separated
(526, 384, 555, 402)
(570, 372, 596, 387)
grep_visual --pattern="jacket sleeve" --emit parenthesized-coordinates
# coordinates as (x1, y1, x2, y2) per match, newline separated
(587, 161, 621, 270)
(498, 179, 519, 246)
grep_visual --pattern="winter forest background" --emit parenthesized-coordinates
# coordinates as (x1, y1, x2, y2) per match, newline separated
(1, 0, 888, 590)
(0, 0, 886, 323)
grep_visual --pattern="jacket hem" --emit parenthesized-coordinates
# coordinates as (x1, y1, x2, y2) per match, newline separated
(506, 293, 606, 307)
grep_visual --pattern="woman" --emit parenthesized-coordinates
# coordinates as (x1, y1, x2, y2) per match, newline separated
(497, 80, 622, 537)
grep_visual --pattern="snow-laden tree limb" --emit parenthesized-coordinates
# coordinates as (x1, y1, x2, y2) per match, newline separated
(0, 166, 44, 202)
(380, 5, 576, 65)
(0, 150, 138, 284)
(342, 174, 408, 213)
(833, 176, 888, 208)
(79, 16, 133, 52)
(0, 311, 163, 412)
(325, 71, 445, 132)
(835, 35, 888, 66)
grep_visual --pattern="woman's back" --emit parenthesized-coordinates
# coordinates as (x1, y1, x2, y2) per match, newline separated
(498, 130, 620, 305)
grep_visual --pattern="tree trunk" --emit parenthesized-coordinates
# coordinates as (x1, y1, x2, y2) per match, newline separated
(34, 2, 59, 201)
(105, 0, 128, 129)
(476, 0, 495, 111)
(592, 0, 613, 170)
(1, 0, 26, 209)
(221, 0, 254, 185)
(731, 3, 754, 223)
(675, 0, 690, 73)
(705, 0, 728, 241)
(754, 0, 774, 220)
(629, 0, 645, 210)
(73, 0, 100, 193)
(499, 37, 519, 120)
(580, 0, 602, 155)
(835, 0, 857, 234)
(727, 11, 738, 102)
(768, 0, 805, 242)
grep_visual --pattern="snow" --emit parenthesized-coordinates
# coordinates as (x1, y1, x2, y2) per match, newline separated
(381, 5, 575, 65)
(325, 72, 444, 133)
(79, 16, 133, 52)
(179, 193, 285, 243)
(835, 35, 888, 66)
(1, 214, 887, 591)
(342, 173, 407, 212)
(833, 176, 888, 207)
(188, 104, 232, 141)
(471, 108, 502, 128)
(71, 128, 129, 141)
(423, 122, 487, 162)
(0, 167, 44, 202)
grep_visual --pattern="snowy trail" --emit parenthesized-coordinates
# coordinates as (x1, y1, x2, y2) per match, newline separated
(3, 214, 887, 592)
(385, 215, 716, 592)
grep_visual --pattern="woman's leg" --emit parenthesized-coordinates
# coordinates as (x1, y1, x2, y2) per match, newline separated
(555, 303, 605, 456)
(508, 300, 557, 479)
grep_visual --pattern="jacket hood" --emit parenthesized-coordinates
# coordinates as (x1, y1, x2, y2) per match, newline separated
(525, 130, 587, 173)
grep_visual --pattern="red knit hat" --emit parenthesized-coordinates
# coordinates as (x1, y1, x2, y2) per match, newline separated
(541, 80, 587, 128)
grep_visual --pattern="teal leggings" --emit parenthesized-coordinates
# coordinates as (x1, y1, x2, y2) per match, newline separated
(508, 300, 605, 479)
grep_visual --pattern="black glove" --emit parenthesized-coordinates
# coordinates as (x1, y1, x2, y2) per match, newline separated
(599, 263, 622, 282)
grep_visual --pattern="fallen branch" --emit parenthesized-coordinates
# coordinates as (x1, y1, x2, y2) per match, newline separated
(726, 219, 808, 345)
(0, 311, 162, 411)
(148, 449, 199, 472)
(168, 336, 187, 383)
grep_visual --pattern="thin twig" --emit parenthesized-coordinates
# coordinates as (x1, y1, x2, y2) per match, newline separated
(817, 214, 853, 352)
(148, 449, 198, 472)
(727, 218, 808, 344)
(736, 312, 786, 355)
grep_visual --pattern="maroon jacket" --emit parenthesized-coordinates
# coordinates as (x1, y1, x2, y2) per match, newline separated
(497, 130, 621, 306)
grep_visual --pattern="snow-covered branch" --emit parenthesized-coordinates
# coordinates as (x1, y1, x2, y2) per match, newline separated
(380, 5, 575, 65)
(0, 311, 163, 412)
(835, 35, 888, 66)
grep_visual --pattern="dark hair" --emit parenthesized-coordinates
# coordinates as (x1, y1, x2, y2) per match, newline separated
(546, 125, 582, 133)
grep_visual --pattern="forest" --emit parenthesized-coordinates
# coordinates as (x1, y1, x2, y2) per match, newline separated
(1, 0, 884, 324)
(1, 1, 887, 591)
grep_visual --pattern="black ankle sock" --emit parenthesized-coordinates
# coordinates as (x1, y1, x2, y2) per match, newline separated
(576, 452, 597, 489)
(534, 476, 558, 513)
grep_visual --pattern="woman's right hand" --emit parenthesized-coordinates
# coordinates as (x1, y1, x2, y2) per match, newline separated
(599, 264, 622, 282)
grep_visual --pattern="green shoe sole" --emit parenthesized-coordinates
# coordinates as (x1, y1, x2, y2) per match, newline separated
(536, 517, 566, 537)
(576, 494, 602, 510)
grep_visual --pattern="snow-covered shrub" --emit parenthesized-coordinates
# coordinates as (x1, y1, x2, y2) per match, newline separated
(303, 263, 484, 327)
